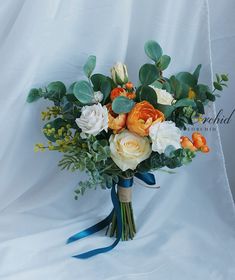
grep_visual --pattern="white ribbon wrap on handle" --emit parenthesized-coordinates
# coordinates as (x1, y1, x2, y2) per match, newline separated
(117, 186, 132, 203)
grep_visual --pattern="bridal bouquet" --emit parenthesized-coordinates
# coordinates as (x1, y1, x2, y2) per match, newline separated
(27, 40, 228, 258)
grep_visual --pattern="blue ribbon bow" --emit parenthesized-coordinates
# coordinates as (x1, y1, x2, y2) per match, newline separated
(66, 172, 156, 259)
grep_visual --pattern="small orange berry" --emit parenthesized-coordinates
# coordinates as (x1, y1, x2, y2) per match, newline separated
(201, 145, 210, 153)
(125, 82, 134, 90)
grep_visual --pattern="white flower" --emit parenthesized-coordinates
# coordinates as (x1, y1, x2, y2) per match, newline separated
(75, 103, 108, 136)
(149, 121, 181, 154)
(111, 62, 128, 85)
(109, 130, 151, 171)
(150, 86, 175, 105)
(93, 91, 103, 103)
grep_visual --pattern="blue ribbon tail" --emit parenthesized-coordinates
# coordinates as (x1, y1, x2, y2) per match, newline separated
(67, 184, 122, 259)
(66, 172, 155, 259)
(135, 172, 156, 185)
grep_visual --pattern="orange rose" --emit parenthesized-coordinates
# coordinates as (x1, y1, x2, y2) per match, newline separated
(180, 136, 197, 152)
(126, 101, 164, 136)
(106, 103, 127, 134)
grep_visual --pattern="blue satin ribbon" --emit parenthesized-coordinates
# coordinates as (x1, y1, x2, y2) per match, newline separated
(66, 172, 156, 259)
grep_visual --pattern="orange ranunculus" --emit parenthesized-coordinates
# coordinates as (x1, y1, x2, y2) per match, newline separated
(180, 136, 197, 152)
(126, 101, 164, 136)
(110, 88, 125, 101)
(106, 103, 127, 134)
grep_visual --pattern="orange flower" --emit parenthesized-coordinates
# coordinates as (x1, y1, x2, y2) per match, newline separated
(106, 103, 127, 134)
(125, 82, 134, 90)
(126, 101, 164, 136)
(192, 132, 209, 153)
(126, 92, 136, 99)
(110, 88, 125, 101)
(181, 132, 210, 153)
(180, 136, 197, 152)
(110, 87, 136, 101)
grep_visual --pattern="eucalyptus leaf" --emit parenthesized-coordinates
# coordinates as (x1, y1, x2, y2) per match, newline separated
(158, 55, 171, 71)
(139, 63, 159, 85)
(83, 55, 96, 78)
(174, 98, 196, 108)
(193, 64, 202, 82)
(112, 96, 135, 114)
(73, 80, 94, 104)
(144, 40, 163, 62)
(27, 88, 41, 103)
(46, 81, 66, 101)
(176, 72, 197, 87)
(213, 82, 223, 91)
(136, 85, 158, 107)
(100, 79, 111, 103)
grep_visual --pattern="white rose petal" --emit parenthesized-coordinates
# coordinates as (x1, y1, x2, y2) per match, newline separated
(150, 86, 175, 105)
(149, 121, 181, 154)
(75, 103, 108, 136)
(109, 130, 151, 171)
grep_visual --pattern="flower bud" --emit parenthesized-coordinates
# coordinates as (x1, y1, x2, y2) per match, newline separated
(111, 62, 129, 85)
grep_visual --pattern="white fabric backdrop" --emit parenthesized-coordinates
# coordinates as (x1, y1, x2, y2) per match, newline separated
(0, 0, 235, 279)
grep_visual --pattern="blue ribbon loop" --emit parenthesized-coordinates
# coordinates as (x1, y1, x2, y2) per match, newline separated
(66, 172, 156, 259)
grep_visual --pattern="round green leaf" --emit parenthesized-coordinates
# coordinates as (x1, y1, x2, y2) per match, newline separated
(176, 72, 197, 87)
(100, 79, 111, 104)
(27, 88, 41, 103)
(136, 86, 158, 107)
(139, 64, 159, 85)
(83, 55, 96, 78)
(144, 40, 163, 62)
(73, 80, 94, 104)
(112, 96, 135, 114)
(47, 81, 66, 97)
(158, 55, 171, 71)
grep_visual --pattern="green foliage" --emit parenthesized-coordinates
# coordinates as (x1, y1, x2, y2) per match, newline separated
(193, 64, 202, 82)
(137, 148, 196, 172)
(100, 79, 112, 104)
(83, 55, 96, 78)
(112, 96, 135, 114)
(176, 72, 197, 87)
(27, 88, 42, 103)
(139, 63, 159, 85)
(73, 80, 94, 104)
(45, 81, 66, 103)
(213, 73, 228, 97)
(144, 40, 163, 62)
(136, 85, 158, 107)
(157, 55, 171, 71)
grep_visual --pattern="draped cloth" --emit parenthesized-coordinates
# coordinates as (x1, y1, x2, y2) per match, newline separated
(0, 0, 234, 279)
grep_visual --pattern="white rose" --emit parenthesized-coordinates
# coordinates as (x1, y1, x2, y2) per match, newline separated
(109, 130, 151, 171)
(150, 86, 175, 105)
(75, 103, 108, 136)
(111, 62, 128, 85)
(149, 121, 181, 154)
